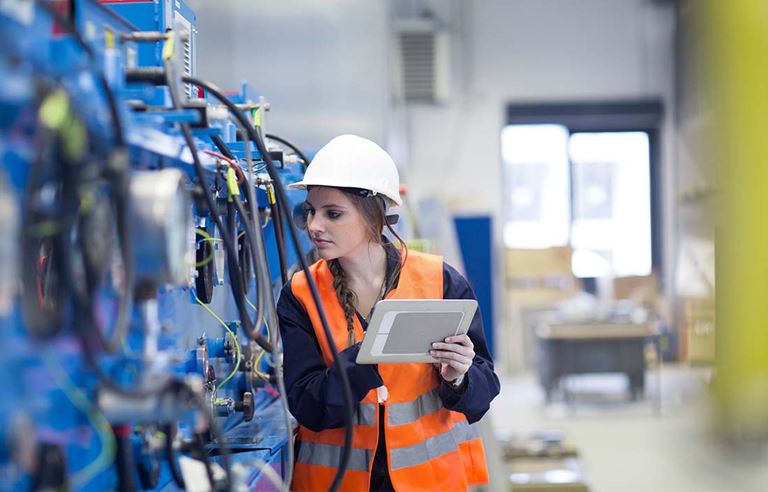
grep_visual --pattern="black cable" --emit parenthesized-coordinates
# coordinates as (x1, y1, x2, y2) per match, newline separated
(212, 131, 269, 290)
(254, 129, 289, 285)
(188, 390, 233, 492)
(71, 153, 134, 355)
(211, 134, 236, 160)
(162, 424, 186, 489)
(21, 111, 67, 338)
(226, 199, 244, 293)
(265, 133, 310, 172)
(114, 427, 138, 492)
(96, 153, 135, 354)
(31, 2, 135, 354)
(21, 83, 134, 359)
(205, 135, 268, 343)
(232, 195, 268, 298)
(34, 0, 125, 147)
(217, 129, 289, 285)
(183, 75, 355, 492)
(256, 131, 293, 285)
(163, 59, 271, 354)
(193, 433, 218, 491)
(216, 130, 288, 284)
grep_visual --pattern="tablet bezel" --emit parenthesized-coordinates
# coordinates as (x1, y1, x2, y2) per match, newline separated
(355, 299, 478, 364)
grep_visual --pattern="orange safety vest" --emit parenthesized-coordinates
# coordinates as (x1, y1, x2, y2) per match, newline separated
(290, 250, 489, 492)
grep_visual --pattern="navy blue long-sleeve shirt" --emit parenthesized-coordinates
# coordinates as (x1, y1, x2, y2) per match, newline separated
(277, 245, 500, 432)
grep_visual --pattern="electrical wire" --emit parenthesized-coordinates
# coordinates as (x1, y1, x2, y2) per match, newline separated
(24, 89, 140, 404)
(161, 49, 271, 354)
(34, 0, 125, 147)
(240, 237, 271, 381)
(234, 112, 293, 491)
(246, 297, 270, 344)
(208, 133, 271, 357)
(194, 432, 219, 491)
(162, 424, 185, 490)
(250, 129, 289, 285)
(210, 134, 235, 160)
(183, 75, 355, 492)
(42, 348, 116, 489)
(265, 133, 310, 172)
(237, 128, 289, 285)
(219, 133, 266, 333)
(128, 64, 321, 489)
(195, 227, 222, 268)
(161, 58, 268, 353)
(187, 388, 233, 492)
(29, 3, 135, 354)
(203, 150, 245, 184)
(193, 292, 242, 403)
(269, 183, 290, 285)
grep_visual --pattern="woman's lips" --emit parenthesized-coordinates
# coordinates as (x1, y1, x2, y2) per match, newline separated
(313, 238, 332, 247)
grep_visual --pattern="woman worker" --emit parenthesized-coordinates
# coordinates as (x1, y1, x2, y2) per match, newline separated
(278, 134, 500, 491)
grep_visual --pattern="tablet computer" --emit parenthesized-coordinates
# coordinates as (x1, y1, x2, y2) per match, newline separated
(356, 299, 478, 364)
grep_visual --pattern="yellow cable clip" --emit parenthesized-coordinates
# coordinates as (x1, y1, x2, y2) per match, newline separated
(226, 167, 240, 202)
(162, 31, 175, 61)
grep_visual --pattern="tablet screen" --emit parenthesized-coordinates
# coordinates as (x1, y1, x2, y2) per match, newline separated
(383, 312, 464, 355)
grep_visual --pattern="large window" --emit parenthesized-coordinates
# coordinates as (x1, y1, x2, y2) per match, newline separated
(502, 115, 658, 278)
(569, 131, 652, 277)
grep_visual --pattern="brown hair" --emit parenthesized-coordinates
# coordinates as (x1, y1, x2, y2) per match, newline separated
(325, 188, 408, 347)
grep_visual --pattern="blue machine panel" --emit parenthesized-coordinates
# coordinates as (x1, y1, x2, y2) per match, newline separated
(0, 1, 313, 490)
(454, 215, 496, 357)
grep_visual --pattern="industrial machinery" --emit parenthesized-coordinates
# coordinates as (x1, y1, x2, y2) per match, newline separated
(0, 1, 343, 490)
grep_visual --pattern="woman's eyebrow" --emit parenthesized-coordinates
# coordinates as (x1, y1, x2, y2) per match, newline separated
(305, 200, 347, 210)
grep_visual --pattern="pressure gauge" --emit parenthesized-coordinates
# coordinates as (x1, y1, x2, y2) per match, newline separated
(129, 169, 193, 286)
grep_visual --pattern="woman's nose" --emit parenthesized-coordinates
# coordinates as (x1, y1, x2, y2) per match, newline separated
(307, 214, 323, 234)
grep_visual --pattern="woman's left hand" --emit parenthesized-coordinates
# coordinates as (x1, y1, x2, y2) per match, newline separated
(430, 334, 475, 384)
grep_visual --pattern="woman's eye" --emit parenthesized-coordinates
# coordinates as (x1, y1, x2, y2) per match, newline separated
(327, 211, 342, 220)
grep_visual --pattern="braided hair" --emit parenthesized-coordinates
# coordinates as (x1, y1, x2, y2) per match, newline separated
(324, 188, 407, 347)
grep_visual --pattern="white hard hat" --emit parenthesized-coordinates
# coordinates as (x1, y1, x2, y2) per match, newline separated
(288, 134, 402, 207)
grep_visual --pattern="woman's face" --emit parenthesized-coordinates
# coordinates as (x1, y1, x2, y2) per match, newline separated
(305, 187, 372, 261)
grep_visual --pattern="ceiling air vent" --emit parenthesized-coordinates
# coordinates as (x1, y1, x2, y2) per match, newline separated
(397, 19, 449, 104)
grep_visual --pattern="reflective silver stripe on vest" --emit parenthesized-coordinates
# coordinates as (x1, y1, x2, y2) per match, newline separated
(357, 402, 377, 426)
(390, 420, 480, 471)
(387, 388, 442, 426)
(453, 419, 481, 443)
(297, 441, 372, 472)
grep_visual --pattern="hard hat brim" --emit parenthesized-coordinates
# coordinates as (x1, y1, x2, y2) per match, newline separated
(287, 181, 402, 207)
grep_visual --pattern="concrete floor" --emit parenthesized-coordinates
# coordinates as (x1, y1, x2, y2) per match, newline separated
(487, 364, 768, 492)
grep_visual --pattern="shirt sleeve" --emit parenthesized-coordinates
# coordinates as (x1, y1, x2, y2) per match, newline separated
(277, 281, 384, 432)
(437, 262, 501, 424)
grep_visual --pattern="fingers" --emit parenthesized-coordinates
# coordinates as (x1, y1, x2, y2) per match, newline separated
(438, 359, 470, 382)
(444, 334, 474, 349)
(429, 348, 471, 364)
(431, 338, 475, 359)
(430, 336, 475, 382)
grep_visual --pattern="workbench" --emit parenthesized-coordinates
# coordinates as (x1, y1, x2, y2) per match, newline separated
(536, 322, 654, 401)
